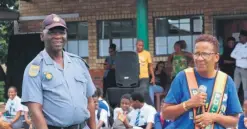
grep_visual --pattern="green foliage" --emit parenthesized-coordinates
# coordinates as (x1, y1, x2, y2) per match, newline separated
(0, 81, 5, 102)
(0, 0, 18, 63)
(0, 21, 13, 63)
(0, 0, 16, 8)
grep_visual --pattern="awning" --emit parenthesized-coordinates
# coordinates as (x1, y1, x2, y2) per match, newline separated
(0, 7, 19, 20)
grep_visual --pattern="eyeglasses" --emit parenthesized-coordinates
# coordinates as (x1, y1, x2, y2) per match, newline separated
(193, 52, 217, 59)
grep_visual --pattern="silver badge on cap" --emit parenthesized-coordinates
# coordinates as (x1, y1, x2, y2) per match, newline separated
(53, 16, 60, 22)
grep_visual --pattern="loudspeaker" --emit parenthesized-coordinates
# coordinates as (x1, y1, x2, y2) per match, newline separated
(115, 51, 139, 88)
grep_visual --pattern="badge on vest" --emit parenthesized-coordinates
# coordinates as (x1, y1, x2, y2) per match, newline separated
(220, 105, 226, 114)
(223, 94, 228, 102)
(43, 72, 53, 80)
(210, 92, 222, 112)
(29, 65, 40, 77)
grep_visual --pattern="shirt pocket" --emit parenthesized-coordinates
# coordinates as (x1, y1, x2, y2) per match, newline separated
(74, 73, 88, 96)
(42, 77, 63, 100)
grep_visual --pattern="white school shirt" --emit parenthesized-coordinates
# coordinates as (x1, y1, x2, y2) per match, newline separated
(113, 107, 132, 120)
(22, 105, 29, 115)
(99, 97, 111, 117)
(231, 43, 247, 68)
(5, 96, 23, 116)
(95, 108, 108, 129)
(128, 103, 156, 127)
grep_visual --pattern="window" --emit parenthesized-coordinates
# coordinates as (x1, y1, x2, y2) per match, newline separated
(64, 22, 89, 57)
(154, 16, 203, 55)
(97, 19, 136, 57)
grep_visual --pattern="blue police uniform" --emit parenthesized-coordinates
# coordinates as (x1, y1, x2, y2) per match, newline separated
(21, 49, 96, 127)
(164, 69, 242, 129)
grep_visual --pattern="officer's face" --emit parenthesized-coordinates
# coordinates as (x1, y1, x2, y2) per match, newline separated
(120, 98, 131, 111)
(41, 27, 67, 53)
(8, 88, 17, 100)
(193, 41, 219, 73)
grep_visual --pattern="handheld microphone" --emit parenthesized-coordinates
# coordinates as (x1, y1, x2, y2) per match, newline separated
(196, 85, 207, 115)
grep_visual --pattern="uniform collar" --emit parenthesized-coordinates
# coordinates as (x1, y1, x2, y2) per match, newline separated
(42, 49, 71, 65)
(63, 51, 72, 64)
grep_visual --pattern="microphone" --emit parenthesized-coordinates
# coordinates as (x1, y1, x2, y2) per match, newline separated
(196, 85, 207, 115)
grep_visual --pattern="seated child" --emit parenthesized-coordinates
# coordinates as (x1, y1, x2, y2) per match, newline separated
(0, 86, 24, 129)
(112, 94, 132, 129)
(238, 100, 247, 129)
(93, 93, 108, 129)
(23, 105, 32, 129)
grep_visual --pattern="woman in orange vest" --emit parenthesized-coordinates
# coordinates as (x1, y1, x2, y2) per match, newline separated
(163, 34, 242, 129)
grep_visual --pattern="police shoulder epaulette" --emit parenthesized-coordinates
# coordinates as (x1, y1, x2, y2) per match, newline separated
(28, 53, 43, 77)
(66, 52, 90, 69)
(66, 52, 81, 58)
(81, 58, 90, 69)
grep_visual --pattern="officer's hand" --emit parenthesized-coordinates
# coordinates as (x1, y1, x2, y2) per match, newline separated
(187, 93, 207, 109)
(194, 112, 214, 128)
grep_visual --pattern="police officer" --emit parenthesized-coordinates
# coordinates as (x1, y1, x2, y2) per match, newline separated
(21, 14, 96, 129)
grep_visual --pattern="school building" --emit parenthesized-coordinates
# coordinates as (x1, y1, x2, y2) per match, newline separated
(17, 0, 247, 87)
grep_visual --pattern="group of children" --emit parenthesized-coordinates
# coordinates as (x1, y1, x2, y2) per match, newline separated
(92, 87, 171, 129)
(0, 87, 32, 129)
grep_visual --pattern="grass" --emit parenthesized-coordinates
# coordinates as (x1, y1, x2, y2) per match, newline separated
(0, 81, 5, 102)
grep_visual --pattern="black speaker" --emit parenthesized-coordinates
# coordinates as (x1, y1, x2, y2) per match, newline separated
(115, 51, 139, 88)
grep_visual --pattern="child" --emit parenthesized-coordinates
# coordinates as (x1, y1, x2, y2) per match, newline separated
(0, 86, 24, 129)
(238, 100, 247, 129)
(23, 105, 32, 129)
(154, 100, 171, 129)
(93, 93, 108, 129)
(112, 94, 132, 129)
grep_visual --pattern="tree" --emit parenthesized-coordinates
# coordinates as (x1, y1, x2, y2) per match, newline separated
(0, 0, 16, 8)
(0, 21, 13, 63)
(0, 0, 17, 63)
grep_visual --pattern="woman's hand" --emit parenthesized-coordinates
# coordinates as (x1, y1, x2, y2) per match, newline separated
(194, 112, 215, 128)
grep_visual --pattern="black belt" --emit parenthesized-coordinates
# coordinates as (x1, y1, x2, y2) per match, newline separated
(236, 66, 247, 70)
(48, 122, 86, 129)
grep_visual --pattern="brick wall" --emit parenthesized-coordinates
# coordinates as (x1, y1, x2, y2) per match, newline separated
(18, 0, 247, 87)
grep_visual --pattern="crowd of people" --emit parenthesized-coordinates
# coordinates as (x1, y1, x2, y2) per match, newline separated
(0, 13, 247, 129)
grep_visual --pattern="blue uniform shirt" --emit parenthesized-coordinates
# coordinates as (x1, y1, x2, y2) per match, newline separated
(164, 69, 242, 129)
(21, 50, 96, 127)
(238, 114, 247, 129)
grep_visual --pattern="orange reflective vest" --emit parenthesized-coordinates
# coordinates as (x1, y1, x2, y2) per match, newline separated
(184, 68, 228, 129)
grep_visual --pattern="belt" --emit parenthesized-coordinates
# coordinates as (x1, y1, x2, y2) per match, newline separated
(236, 66, 247, 70)
(48, 122, 87, 129)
